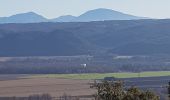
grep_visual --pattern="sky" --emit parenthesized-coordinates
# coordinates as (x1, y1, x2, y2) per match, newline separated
(0, 0, 170, 19)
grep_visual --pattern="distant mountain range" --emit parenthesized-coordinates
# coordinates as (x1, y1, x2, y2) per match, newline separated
(0, 12, 47, 23)
(0, 19, 170, 56)
(0, 8, 147, 23)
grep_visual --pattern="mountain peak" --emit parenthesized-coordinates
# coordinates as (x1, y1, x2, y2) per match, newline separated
(0, 8, 147, 23)
(51, 15, 76, 22)
(0, 12, 47, 23)
(52, 8, 146, 22)
(86, 8, 120, 13)
(27, 12, 37, 14)
(11, 12, 40, 17)
(75, 8, 143, 22)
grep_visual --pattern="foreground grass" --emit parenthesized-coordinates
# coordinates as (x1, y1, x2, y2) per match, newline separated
(31, 71, 170, 80)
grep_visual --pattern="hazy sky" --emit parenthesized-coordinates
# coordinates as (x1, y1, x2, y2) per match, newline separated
(0, 0, 170, 19)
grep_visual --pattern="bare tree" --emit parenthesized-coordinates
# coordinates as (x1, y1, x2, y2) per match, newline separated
(92, 80, 160, 100)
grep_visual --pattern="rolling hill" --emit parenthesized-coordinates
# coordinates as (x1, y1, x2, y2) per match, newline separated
(0, 19, 170, 56)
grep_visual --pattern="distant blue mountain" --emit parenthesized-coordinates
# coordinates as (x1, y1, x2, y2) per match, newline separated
(0, 8, 147, 23)
(0, 12, 47, 23)
(51, 15, 76, 22)
(74, 8, 145, 22)
(53, 8, 146, 22)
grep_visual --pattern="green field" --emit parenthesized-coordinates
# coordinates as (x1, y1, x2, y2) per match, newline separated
(32, 71, 170, 80)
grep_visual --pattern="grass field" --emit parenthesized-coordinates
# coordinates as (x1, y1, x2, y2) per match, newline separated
(31, 71, 170, 79)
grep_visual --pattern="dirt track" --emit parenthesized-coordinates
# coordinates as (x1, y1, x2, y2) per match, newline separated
(0, 77, 95, 97)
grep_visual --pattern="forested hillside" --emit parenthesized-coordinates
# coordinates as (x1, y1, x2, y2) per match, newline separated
(0, 19, 170, 56)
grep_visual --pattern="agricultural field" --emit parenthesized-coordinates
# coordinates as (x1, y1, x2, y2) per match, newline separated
(31, 71, 170, 80)
(0, 76, 94, 98)
(0, 71, 169, 98)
